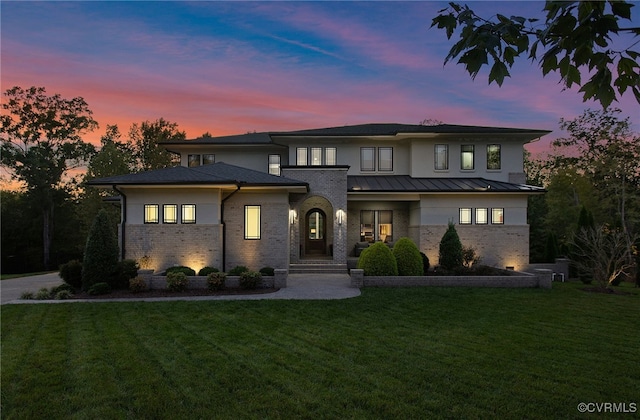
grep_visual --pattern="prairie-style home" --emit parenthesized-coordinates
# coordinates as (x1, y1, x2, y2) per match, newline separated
(89, 123, 548, 274)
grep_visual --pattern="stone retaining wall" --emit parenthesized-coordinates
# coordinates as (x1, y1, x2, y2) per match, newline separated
(137, 269, 288, 290)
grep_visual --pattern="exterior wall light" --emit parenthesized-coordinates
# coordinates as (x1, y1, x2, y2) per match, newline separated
(289, 209, 296, 225)
(336, 209, 345, 225)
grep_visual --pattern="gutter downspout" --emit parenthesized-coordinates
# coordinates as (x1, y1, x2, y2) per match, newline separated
(112, 185, 126, 260)
(221, 185, 241, 272)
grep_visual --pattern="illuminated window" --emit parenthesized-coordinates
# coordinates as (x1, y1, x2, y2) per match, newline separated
(360, 210, 393, 243)
(144, 204, 159, 224)
(361, 147, 375, 171)
(476, 208, 488, 224)
(203, 154, 215, 165)
(325, 148, 336, 165)
(245, 205, 261, 239)
(459, 208, 472, 224)
(378, 147, 393, 171)
(311, 148, 322, 166)
(163, 204, 177, 224)
(308, 211, 324, 239)
(268, 154, 281, 176)
(188, 154, 201, 167)
(296, 148, 308, 165)
(435, 144, 448, 170)
(461, 145, 474, 170)
(487, 144, 501, 170)
(492, 208, 504, 224)
(182, 204, 196, 224)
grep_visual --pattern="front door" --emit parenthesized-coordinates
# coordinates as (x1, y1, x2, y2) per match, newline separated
(305, 209, 326, 255)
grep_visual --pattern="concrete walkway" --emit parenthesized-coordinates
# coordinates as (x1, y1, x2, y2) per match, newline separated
(2, 272, 360, 304)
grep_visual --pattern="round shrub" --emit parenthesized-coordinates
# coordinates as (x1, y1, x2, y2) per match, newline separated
(111, 259, 140, 289)
(198, 266, 219, 276)
(82, 209, 119, 291)
(55, 290, 74, 300)
(207, 272, 227, 291)
(357, 242, 398, 276)
(35, 288, 52, 300)
(259, 266, 275, 276)
(129, 276, 148, 293)
(59, 260, 83, 289)
(51, 283, 75, 294)
(228, 265, 249, 276)
(166, 266, 196, 276)
(393, 237, 424, 276)
(88, 282, 111, 295)
(239, 271, 262, 289)
(20, 291, 35, 300)
(166, 271, 189, 292)
(439, 222, 463, 270)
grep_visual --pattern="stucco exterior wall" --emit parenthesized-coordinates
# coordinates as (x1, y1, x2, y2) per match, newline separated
(124, 187, 221, 224)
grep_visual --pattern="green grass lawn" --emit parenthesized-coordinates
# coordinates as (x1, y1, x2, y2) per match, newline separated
(2, 282, 638, 419)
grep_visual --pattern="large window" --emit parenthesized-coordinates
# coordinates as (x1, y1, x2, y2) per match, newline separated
(163, 204, 178, 224)
(487, 144, 501, 170)
(188, 154, 201, 167)
(202, 154, 215, 165)
(296, 148, 308, 166)
(269, 154, 281, 176)
(459, 208, 472, 224)
(360, 210, 393, 243)
(360, 147, 376, 171)
(244, 205, 261, 239)
(461, 145, 474, 170)
(378, 147, 393, 171)
(435, 144, 448, 170)
(182, 204, 196, 224)
(144, 204, 159, 224)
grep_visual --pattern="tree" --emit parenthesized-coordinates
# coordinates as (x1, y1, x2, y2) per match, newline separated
(129, 118, 185, 171)
(432, 1, 640, 108)
(85, 125, 135, 180)
(1, 86, 97, 269)
(438, 222, 463, 270)
(82, 209, 119, 291)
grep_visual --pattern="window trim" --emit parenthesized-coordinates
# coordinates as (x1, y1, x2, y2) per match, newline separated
(163, 204, 178, 224)
(434, 144, 449, 170)
(360, 147, 376, 172)
(461, 145, 475, 170)
(181, 204, 196, 224)
(244, 205, 261, 240)
(378, 147, 393, 172)
(487, 144, 501, 170)
(144, 204, 159, 224)
(459, 208, 472, 225)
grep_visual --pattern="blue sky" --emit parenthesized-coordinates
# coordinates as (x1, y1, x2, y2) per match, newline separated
(2, 1, 639, 154)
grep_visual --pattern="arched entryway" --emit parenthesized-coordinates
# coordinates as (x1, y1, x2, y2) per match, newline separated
(305, 208, 326, 255)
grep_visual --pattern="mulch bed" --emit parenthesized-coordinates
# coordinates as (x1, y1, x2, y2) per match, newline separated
(71, 287, 279, 300)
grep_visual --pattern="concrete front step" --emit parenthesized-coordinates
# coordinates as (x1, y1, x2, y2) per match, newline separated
(289, 263, 348, 274)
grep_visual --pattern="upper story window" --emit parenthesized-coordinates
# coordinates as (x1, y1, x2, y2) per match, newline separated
(325, 148, 337, 165)
(487, 144, 501, 170)
(163, 204, 178, 224)
(461, 145, 474, 170)
(144, 204, 159, 224)
(203, 154, 215, 165)
(311, 148, 323, 166)
(378, 147, 393, 172)
(435, 144, 448, 170)
(360, 147, 376, 171)
(188, 154, 201, 167)
(296, 147, 337, 166)
(269, 154, 281, 176)
(296, 148, 308, 166)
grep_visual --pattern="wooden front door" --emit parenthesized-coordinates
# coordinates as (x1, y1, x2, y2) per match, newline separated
(305, 209, 326, 255)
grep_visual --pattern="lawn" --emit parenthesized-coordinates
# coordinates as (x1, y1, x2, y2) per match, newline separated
(2, 282, 638, 419)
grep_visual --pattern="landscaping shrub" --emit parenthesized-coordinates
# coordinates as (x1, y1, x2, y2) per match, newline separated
(438, 222, 463, 270)
(111, 259, 140, 289)
(129, 276, 148, 293)
(392, 238, 424, 276)
(82, 209, 119, 291)
(462, 246, 481, 268)
(357, 242, 398, 276)
(239, 271, 262, 289)
(420, 252, 430, 273)
(55, 290, 74, 300)
(166, 272, 189, 292)
(166, 266, 196, 276)
(59, 260, 83, 289)
(51, 283, 75, 294)
(207, 272, 226, 291)
(228, 265, 249, 276)
(88, 282, 111, 295)
(20, 291, 34, 300)
(198, 266, 219, 276)
(259, 266, 275, 276)
(35, 288, 52, 300)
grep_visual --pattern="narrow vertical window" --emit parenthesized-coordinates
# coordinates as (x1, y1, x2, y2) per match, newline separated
(487, 144, 501, 170)
(296, 148, 308, 165)
(188, 154, 201, 167)
(311, 147, 322, 166)
(325, 147, 337, 166)
(163, 204, 178, 224)
(144, 204, 159, 224)
(459, 208, 472, 224)
(244, 205, 261, 239)
(268, 154, 281, 176)
(361, 147, 375, 171)
(378, 147, 393, 172)
(492, 208, 504, 224)
(202, 154, 215, 165)
(475, 208, 488, 225)
(435, 144, 448, 170)
(461, 145, 474, 170)
(360, 210, 374, 242)
(378, 210, 393, 242)
(182, 204, 196, 224)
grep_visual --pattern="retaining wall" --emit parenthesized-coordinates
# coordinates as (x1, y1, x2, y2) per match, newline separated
(137, 269, 288, 290)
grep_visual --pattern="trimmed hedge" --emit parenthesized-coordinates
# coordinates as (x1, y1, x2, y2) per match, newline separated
(166, 266, 196, 276)
(393, 238, 424, 276)
(357, 242, 398, 276)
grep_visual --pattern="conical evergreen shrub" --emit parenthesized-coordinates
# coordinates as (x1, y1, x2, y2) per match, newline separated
(438, 222, 463, 270)
(82, 209, 119, 291)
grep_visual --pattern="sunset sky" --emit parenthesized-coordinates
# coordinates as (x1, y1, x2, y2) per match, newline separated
(2, 1, 639, 155)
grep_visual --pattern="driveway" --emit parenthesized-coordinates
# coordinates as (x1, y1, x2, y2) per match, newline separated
(1, 272, 63, 304)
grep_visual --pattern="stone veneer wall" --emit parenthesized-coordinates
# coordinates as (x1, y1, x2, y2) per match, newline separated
(125, 224, 223, 273)
(412, 224, 530, 270)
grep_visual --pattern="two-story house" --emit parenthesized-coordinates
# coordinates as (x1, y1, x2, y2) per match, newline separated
(88, 123, 548, 274)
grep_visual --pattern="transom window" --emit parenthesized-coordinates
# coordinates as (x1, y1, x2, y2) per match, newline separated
(244, 205, 261, 239)
(435, 144, 448, 170)
(487, 144, 501, 170)
(144, 204, 159, 224)
(461, 145, 474, 170)
(163, 204, 178, 224)
(360, 210, 393, 243)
